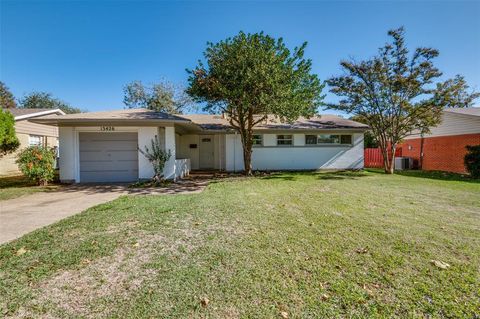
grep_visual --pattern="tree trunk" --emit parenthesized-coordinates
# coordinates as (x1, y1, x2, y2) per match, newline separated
(243, 145, 252, 176)
(379, 139, 395, 174)
(386, 144, 396, 174)
(419, 133, 425, 170)
(242, 111, 255, 176)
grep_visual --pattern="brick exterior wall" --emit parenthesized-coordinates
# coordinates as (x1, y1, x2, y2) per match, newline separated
(400, 133, 480, 173)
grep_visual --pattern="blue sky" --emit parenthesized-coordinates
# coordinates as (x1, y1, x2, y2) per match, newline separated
(1, 0, 479, 114)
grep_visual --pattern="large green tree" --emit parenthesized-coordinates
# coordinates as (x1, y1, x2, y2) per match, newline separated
(0, 109, 20, 157)
(187, 31, 324, 174)
(326, 27, 478, 174)
(19, 92, 81, 114)
(123, 80, 193, 114)
(0, 82, 17, 109)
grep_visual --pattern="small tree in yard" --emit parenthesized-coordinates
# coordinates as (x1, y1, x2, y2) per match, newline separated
(16, 146, 56, 185)
(326, 27, 479, 174)
(464, 145, 480, 179)
(0, 109, 20, 157)
(187, 31, 324, 175)
(138, 136, 171, 182)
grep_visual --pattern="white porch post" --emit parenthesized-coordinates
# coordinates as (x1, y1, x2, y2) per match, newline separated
(163, 126, 176, 180)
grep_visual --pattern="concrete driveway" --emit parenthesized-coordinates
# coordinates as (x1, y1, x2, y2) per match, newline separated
(0, 185, 128, 244)
(0, 178, 209, 245)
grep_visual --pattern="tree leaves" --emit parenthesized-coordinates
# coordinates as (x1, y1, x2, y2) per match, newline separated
(123, 79, 194, 114)
(18, 92, 82, 114)
(430, 260, 451, 269)
(186, 31, 324, 174)
(326, 27, 479, 174)
(0, 81, 17, 108)
(15, 247, 28, 256)
(0, 109, 20, 156)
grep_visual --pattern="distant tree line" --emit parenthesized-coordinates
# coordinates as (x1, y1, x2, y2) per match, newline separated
(0, 81, 82, 114)
(0, 82, 84, 157)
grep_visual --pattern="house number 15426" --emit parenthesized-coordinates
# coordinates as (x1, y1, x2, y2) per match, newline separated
(100, 126, 115, 131)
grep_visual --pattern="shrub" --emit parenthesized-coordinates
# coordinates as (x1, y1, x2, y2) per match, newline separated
(0, 109, 20, 156)
(16, 146, 56, 185)
(138, 136, 171, 182)
(464, 145, 480, 179)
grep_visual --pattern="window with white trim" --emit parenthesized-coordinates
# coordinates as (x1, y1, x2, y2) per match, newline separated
(252, 134, 263, 146)
(276, 134, 293, 146)
(29, 135, 43, 146)
(305, 134, 352, 145)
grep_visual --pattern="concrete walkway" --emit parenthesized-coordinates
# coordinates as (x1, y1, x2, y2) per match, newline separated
(0, 179, 208, 245)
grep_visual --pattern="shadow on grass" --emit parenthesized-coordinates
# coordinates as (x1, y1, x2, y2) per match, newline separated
(0, 175, 37, 189)
(261, 170, 369, 181)
(366, 168, 479, 184)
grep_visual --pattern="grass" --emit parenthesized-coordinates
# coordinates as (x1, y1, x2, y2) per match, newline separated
(0, 175, 59, 201)
(0, 170, 479, 318)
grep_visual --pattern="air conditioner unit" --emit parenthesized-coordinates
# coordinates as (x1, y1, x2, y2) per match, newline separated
(395, 157, 412, 170)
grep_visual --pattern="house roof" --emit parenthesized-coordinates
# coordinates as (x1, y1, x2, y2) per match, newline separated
(181, 114, 369, 131)
(3, 108, 65, 120)
(30, 108, 368, 131)
(445, 107, 480, 117)
(30, 108, 191, 125)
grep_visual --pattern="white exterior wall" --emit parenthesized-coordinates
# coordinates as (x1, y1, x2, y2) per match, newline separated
(225, 132, 364, 172)
(58, 126, 76, 182)
(57, 125, 177, 183)
(137, 127, 158, 180)
(225, 134, 243, 172)
(163, 126, 176, 180)
(405, 112, 480, 139)
(177, 134, 200, 169)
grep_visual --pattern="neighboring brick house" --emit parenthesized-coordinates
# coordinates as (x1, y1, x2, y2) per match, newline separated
(0, 108, 65, 176)
(400, 108, 480, 174)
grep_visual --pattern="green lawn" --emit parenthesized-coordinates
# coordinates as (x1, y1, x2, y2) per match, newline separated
(1, 170, 479, 318)
(0, 175, 59, 201)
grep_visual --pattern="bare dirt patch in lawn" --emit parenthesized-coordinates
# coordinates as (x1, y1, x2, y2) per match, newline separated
(12, 216, 246, 319)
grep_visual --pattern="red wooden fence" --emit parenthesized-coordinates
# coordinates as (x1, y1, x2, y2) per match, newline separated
(364, 148, 402, 168)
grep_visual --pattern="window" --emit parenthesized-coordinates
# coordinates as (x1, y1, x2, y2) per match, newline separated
(305, 134, 353, 145)
(252, 134, 263, 146)
(340, 135, 352, 145)
(305, 135, 317, 145)
(277, 134, 293, 146)
(318, 134, 340, 144)
(29, 135, 43, 146)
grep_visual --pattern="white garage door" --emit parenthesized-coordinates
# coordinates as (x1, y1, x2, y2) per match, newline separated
(79, 132, 138, 183)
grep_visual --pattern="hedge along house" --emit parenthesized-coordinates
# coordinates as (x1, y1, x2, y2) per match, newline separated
(31, 109, 368, 183)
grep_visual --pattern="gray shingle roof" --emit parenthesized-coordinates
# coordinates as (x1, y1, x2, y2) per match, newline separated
(181, 114, 369, 131)
(35, 108, 189, 121)
(31, 108, 368, 131)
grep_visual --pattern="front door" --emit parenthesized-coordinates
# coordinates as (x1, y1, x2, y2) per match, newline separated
(199, 135, 214, 169)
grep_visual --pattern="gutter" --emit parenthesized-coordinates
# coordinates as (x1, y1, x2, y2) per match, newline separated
(15, 109, 66, 121)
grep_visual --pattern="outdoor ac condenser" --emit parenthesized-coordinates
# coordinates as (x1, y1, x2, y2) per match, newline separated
(395, 157, 413, 170)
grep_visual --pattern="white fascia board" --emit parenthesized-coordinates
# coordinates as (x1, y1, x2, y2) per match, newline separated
(15, 109, 66, 121)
